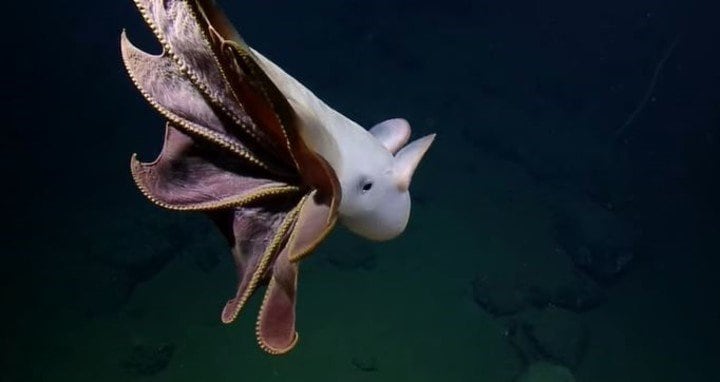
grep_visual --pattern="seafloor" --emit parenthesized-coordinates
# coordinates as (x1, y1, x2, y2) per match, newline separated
(3, 1, 718, 381)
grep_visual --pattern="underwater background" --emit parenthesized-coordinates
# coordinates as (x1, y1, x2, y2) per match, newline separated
(3, 0, 719, 381)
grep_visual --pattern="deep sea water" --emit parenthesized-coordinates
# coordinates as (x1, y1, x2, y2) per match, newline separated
(2, 0, 718, 381)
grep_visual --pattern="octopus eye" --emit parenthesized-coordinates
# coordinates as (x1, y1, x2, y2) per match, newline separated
(361, 181, 373, 193)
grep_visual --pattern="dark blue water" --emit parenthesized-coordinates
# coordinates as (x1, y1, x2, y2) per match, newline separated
(3, 1, 718, 381)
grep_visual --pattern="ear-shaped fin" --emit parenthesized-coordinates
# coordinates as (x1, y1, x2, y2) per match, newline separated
(395, 134, 436, 191)
(369, 118, 411, 154)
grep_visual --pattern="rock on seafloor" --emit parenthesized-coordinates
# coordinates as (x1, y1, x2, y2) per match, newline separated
(68, 211, 219, 315)
(549, 271, 606, 313)
(551, 192, 638, 282)
(472, 273, 528, 316)
(351, 355, 378, 372)
(121, 342, 175, 376)
(508, 307, 588, 369)
(516, 362, 576, 382)
(472, 269, 606, 317)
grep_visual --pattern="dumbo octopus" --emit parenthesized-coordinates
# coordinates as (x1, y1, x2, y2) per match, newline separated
(121, 0, 434, 354)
